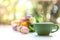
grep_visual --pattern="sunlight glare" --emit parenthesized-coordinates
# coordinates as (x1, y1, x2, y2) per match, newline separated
(56, 17, 60, 23)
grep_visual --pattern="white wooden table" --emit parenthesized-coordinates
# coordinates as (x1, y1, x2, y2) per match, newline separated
(0, 25, 60, 40)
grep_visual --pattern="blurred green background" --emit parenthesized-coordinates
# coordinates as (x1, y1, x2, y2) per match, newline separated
(0, 0, 60, 26)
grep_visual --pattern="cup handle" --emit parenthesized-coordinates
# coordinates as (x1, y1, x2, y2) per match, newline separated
(51, 24, 59, 33)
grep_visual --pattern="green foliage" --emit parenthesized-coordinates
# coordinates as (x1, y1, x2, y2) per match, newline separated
(32, 6, 47, 22)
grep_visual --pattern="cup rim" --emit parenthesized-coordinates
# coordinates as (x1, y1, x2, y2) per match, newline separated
(32, 22, 54, 24)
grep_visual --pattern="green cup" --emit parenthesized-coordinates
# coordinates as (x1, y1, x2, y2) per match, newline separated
(33, 22, 59, 36)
